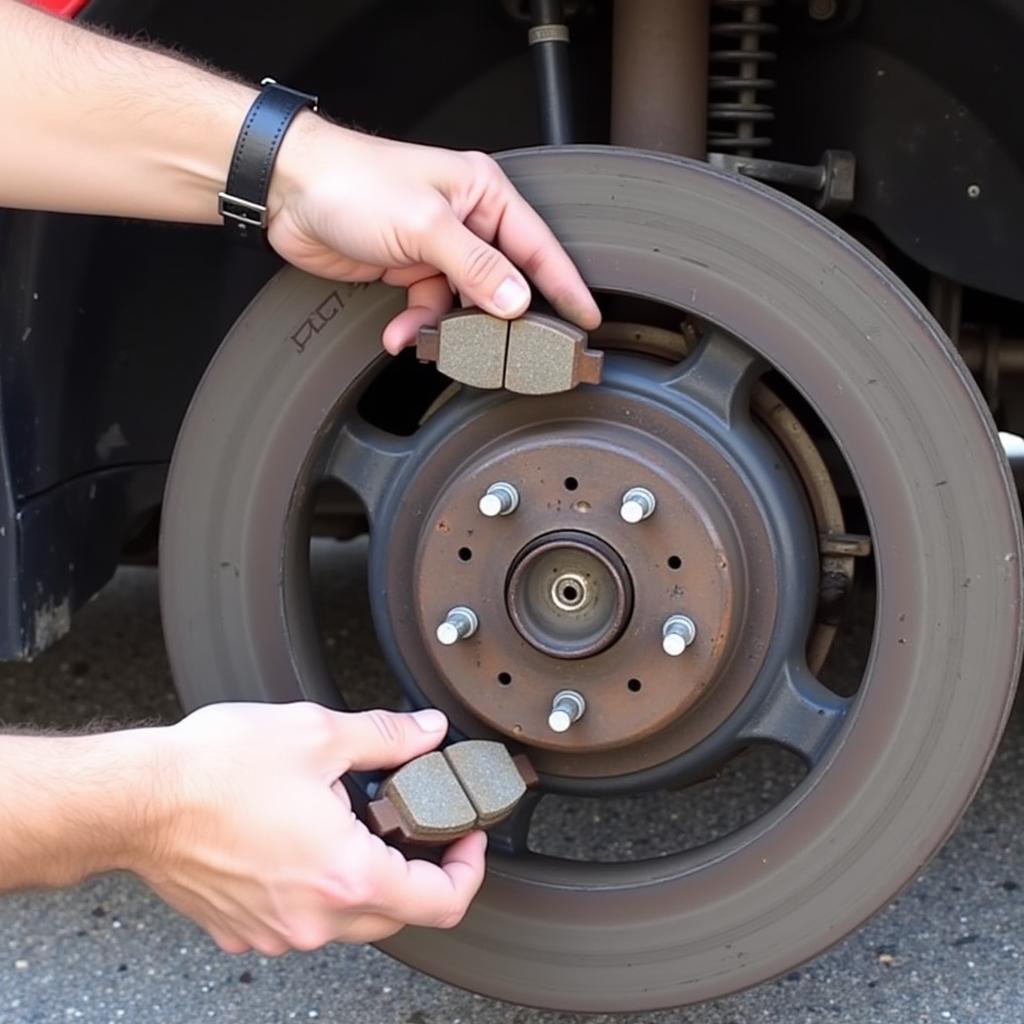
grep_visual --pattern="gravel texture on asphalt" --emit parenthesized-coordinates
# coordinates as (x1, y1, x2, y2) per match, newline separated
(1, 541, 1022, 1024)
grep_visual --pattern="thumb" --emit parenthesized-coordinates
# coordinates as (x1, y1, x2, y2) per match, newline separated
(420, 212, 532, 319)
(331, 708, 449, 772)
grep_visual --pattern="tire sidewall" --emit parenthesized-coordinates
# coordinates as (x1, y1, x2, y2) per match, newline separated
(159, 148, 1023, 1010)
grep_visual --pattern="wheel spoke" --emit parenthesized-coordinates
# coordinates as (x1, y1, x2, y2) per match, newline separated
(663, 327, 765, 425)
(323, 415, 415, 522)
(485, 789, 543, 856)
(738, 659, 850, 767)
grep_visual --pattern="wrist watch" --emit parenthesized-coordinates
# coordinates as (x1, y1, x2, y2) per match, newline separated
(218, 78, 319, 246)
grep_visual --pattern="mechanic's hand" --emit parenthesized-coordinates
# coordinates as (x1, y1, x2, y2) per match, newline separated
(267, 115, 602, 354)
(137, 702, 485, 956)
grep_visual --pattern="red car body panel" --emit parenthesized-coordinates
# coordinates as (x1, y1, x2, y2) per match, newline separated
(26, 0, 88, 17)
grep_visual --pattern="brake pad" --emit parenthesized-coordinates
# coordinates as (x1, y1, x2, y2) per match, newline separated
(416, 309, 603, 394)
(367, 740, 538, 845)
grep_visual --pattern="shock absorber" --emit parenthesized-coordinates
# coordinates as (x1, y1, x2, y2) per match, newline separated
(708, 0, 777, 156)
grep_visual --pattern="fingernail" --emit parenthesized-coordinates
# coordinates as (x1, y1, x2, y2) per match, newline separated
(493, 277, 529, 315)
(412, 708, 448, 733)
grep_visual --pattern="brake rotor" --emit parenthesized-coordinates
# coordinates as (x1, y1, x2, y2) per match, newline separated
(422, 318, 860, 678)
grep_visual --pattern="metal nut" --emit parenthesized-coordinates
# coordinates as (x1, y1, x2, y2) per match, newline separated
(662, 614, 697, 656)
(548, 689, 586, 733)
(479, 481, 520, 517)
(620, 486, 657, 523)
(808, 0, 838, 20)
(436, 606, 479, 646)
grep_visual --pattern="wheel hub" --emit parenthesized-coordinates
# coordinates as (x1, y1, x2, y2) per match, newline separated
(506, 530, 633, 659)
(371, 365, 790, 779)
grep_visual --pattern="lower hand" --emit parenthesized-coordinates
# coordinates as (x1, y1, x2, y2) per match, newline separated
(137, 702, 485, 955)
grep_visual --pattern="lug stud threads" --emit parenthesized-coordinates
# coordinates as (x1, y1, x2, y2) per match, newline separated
(436, 606, 479, 646)
(619, 486, 656, 524)
(662, 614, 697, 656)
(548, 689, 586, 733)
(478, 481, 520, 518)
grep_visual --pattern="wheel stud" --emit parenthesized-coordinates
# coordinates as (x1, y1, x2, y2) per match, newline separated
(436, 606, 479, 645)
(478, 481, 520, 517)
(548, 689, 586, 733)
(662, 614, 697, 656)
(619, 486, 656, 523)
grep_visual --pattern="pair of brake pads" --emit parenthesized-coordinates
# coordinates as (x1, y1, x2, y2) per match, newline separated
(372, 310, 591, 846)
(416, 309, 602, 395)
(367, 740, 537, 845)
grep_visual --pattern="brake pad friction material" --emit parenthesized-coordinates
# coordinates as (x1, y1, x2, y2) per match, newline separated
(416, 309, 603, 395)
(368, 750, 477, 843)
(433, 309, 508, 390)
(444, 740, 527, 828)
(367, 740, 536, 844)
(505, 314, 602, 395)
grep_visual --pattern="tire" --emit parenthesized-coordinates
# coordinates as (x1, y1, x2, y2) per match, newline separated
(160, 147, 1022, 1010)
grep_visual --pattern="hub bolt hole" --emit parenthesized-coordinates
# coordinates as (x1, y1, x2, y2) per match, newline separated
(627, 678, 642, 692)
(458, 547, 473, 562)
(564, 476, 579, 491)
(498, 672, 512, 686)
(667, 555, 682, 570)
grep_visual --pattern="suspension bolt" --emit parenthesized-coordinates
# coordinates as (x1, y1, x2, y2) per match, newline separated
(548, 689, 586, 733)
(436, 606, 479, 646)
(808, 0, 838, 20)
(662, 614, 697, 656)
(619, 486, 657, 524)
(478, 481, 520, 517)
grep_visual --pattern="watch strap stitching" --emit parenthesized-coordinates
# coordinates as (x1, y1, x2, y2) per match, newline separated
(220, 81, 318, 245)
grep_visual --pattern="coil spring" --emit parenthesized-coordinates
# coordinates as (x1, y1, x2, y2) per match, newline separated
(708, 0, 777, 155)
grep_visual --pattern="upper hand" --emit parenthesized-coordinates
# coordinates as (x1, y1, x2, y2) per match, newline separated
(136, 702, 485, 955)
(266, 114, 602, 354)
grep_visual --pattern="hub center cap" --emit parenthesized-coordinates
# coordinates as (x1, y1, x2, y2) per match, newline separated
(507, 531, 634, 659)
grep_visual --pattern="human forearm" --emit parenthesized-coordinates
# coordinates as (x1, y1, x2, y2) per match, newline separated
(0, 727, 169, 889)
(0, 0, 253, 222)
(0, 704, 486, 954)
(0, 0, 600, 348)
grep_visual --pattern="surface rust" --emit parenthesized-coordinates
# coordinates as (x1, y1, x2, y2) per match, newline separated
(597, 322, 857, 676)
(378, 385, 779, 778)
(158, 148, 1023, 1010)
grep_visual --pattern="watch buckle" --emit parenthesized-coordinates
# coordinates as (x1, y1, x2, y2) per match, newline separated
(217, 192, 268, 229)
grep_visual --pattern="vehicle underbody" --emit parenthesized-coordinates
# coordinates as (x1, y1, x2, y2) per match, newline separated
(2, 0, 1023, 1011)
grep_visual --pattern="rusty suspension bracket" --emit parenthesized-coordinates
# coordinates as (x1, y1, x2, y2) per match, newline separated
(367, 740, 538, 845)
(416, 308, 603, 395)
(707, 150, 856, 216)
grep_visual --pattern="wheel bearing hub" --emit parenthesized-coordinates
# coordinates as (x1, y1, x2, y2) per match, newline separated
(506, 530, 633, 659)
(371, 372, 786, 778)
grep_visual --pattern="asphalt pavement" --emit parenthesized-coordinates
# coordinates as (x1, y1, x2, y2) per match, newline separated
(1, 541, 1022, 1024)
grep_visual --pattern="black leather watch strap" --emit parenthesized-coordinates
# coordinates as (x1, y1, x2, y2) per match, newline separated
(218, 79, 319, 245)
